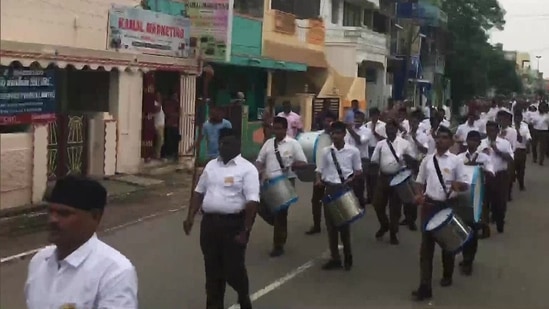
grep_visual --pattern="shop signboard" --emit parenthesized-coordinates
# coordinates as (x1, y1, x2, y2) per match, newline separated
(107, 5, 191, 58)
(0, 67, 56, 125)
(185, 0, 234, 62)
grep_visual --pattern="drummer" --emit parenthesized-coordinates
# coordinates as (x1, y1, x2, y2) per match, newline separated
(344, 111, 372, 208)
(412, 126, 469, 301)
(364, 108, 387, 204)
(315, 121, 362, 270)
(370, 119, 415, 245)
(256, 116, 308, 257)
(456, 130, 494, 274)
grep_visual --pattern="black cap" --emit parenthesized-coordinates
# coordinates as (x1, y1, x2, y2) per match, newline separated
(46, 176, 107, 211)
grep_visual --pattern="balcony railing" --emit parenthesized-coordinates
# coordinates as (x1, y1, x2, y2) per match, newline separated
(325, 26, 388, 55)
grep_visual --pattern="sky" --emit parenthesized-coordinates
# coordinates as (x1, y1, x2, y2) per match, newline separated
(489, 0, 549, 76)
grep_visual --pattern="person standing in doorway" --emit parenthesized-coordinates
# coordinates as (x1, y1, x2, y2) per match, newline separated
(154, 92, 165, 160)
(184, 128, 260, 309)
(277, 100, 303, 138)
(187, 106, 233, 160)
(344, 99, 360, 124)
(163, 91, 181, 161)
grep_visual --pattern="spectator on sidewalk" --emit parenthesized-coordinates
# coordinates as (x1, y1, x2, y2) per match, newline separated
(25, 176, 138, 309)
(277, 100, 303, 138)
(187, 106, 232, 160)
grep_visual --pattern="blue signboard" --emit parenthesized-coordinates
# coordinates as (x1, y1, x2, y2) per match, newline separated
(0, 67, 56, 125)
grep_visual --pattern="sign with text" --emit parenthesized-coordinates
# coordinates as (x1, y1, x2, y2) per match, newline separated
(107, 5, 191, 58)
(0, 68, 56, 125)
(185, 0, 234, 62)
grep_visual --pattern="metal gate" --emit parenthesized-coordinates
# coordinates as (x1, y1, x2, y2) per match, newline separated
(47, 114, 88, 180)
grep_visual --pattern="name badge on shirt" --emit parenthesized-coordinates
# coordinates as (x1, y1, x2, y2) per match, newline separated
(224, 176, 235, 186)
(443, 168, 450, 175)
(60, 304, 76, 309)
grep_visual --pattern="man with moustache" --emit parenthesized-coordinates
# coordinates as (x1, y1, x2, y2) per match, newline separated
(25, 176, 138, 309)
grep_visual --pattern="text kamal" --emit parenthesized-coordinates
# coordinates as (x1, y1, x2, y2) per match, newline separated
(118, 18, 185, 38)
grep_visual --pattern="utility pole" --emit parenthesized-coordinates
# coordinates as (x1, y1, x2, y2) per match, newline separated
(401, 0, 419, 101)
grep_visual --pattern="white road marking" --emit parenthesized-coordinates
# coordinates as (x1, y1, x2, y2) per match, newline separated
(227, 245, 342, 309)
(0, 206, 186, 264)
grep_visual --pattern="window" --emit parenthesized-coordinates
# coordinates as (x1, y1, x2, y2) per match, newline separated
(234, 0, 264, 18)
(362, 9, 373, 27)
(271, 0, 320, 19)
(372, 11, 388, 34)
(343, 2, 362, 27)
(331, 0, 339, 24)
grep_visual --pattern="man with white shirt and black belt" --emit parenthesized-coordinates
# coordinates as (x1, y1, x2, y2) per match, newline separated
(512, 112, 532, 191)
(412, 126, 469, 301)
(370, 120, 415, 244)
(344, 111, 372, 208)
(256, 116, 307, 257)
(315, 121, 363, 271)
(454, 112, 481, 153)
(184, 128, 260, 309)
(480, 121, 514, 234)
(25, 176, 138, 309)
(364, 107, 387, 204)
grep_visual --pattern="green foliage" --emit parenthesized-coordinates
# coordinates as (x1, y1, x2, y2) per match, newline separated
(441, 0, 521, 103)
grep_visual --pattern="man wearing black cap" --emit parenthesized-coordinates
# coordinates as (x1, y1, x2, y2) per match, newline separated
(184, 127, 260, 309)
(25, 176, 138, 309)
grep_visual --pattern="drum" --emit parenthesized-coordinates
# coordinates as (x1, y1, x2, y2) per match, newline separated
(260, 175, 298, 214)
(322, 188, 364, 227)
(425, 208, 472, 253)
(295, 131, 331, 182)
(389, 169, 418, 204)
(455, 165, 484, 223)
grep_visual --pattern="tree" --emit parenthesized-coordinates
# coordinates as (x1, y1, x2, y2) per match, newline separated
(441, 0, 521, 105)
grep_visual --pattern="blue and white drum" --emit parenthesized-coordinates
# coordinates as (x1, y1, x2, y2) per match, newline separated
(455, 165, 484, 223)
(389, 169, 418, 204)
(295, 131, 331, 182)
(260, 175, 298, 213)
(425, 208, 472, 253)
(322, 188, 364, 227)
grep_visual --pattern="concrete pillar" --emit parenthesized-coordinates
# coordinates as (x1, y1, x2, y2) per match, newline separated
(179, 74, 197, 161)
(32, 124, 48, 203)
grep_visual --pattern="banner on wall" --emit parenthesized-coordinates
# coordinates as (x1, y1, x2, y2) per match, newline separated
(0, 67, 56, 125)
(185, 0, 234, 62)
(107, 5, 191, 58)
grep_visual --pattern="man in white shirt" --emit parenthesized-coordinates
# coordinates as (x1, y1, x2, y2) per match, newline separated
(184, 128, 260, 309)
(531, 102, 549, 165)
(397, 107, 411, 137)
(315, 121, 362, 271)
(25, 176, 138, 309)
(480, 121, 514, 234)
(364, 108, 387, 204)
(154, 92, 166, 159)
(256, 117, 307, 257)
(277, 100, 304, 138)
(370, 120, 415, 244)
(511, 111, 531, 191)
(496, 109, 519, 201)
(412, 126, 469, 301)
(454, 113, 481, 153)
(344, 111, 371, 208)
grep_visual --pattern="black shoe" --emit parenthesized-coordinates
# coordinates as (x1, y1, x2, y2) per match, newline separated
(497, 223, 504, 233)
(460, 263, 473, 276)
(479, 225, 491, 239)
(375, 227, 389, 239)
(399, 219, 408, 226)
(238, 295, 252, 309)
(440, 277, 453, 287)
(305, 227, 321, 235)
(390, 233, 399, 245)
(519, 185, 526, 191)
(321, 259, 342, 270)
(269, 247, 284, 258)
(408, 222, 418, 231)
(344, 255, 353, 271)
(411, 285, 432, 301)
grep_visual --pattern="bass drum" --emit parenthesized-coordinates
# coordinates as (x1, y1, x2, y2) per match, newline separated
(295, 131, 331, 182)
(454, 165, 484, 224)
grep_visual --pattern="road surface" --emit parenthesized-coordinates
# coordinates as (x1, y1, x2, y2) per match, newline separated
(1, 162, 548, 309)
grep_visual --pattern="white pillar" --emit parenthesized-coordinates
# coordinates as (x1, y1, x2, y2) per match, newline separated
(31, 124, 48, 203)
(179, 74, 197, 160)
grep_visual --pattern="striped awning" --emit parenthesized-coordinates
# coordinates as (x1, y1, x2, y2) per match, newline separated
(0, 40, 199, 73)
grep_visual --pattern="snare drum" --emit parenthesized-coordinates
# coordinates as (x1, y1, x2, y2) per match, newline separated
(454, 165, 484, 224)
(389, 169, 418, 204)
(295, 132, 331, 182)
(425, 208, 472, 253)
(260, 175, 298, 213)
(322, 188, 364, 227)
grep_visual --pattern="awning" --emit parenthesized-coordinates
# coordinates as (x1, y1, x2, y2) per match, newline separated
(226, 54, 307, 72)
(0, 40, 199, 73)
(263, 40, 328, 68)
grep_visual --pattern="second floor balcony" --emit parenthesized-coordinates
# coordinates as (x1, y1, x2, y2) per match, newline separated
(325, 26, 388, 63)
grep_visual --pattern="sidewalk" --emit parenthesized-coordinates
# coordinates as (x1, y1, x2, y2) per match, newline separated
(0, 170, 194, 260)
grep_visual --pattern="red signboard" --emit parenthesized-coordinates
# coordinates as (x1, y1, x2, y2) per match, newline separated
(0, 113, 56, 125)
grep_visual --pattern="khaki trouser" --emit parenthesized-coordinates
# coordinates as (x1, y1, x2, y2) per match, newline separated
(155, 126, 165, 159)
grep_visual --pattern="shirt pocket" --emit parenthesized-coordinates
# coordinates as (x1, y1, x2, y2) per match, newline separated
(223, 175, 244, 197)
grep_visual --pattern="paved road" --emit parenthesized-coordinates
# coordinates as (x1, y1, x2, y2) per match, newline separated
(1, 162, 548, 309)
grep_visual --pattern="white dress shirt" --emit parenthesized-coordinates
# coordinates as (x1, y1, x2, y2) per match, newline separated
(486, 107, 501, 122)
(365, 120, 387, 148)
(316, 144, 362, 184)
(514, 122, 532, 149)
(398, 119, 410, 137)
(345, 125, 372, 158)
(479, 137, 514, 172)
(256, 136, 307, 179)
(416, 151, 468, 201)
(455, 122, 481, 146)
(532, 113, 549, 130)
(404, 129, 430, 160)
(440, 118, 451, 128)
(418, 120, 431, 135)
(499, 126, 518, 151)
(457, 150, 495, 174)
(25, 234, 138, 309)
(371, 136, 414, 175)
(196, 155, 260, 214)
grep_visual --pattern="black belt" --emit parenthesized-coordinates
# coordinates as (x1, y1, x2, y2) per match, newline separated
(203, 211, 244, 219)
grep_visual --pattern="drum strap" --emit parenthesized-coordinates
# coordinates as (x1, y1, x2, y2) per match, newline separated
(386, 140, 401, 163)
(330, 149, 347, 184)
(273, 139, 285, 170)
(433, 155, 451, 200)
